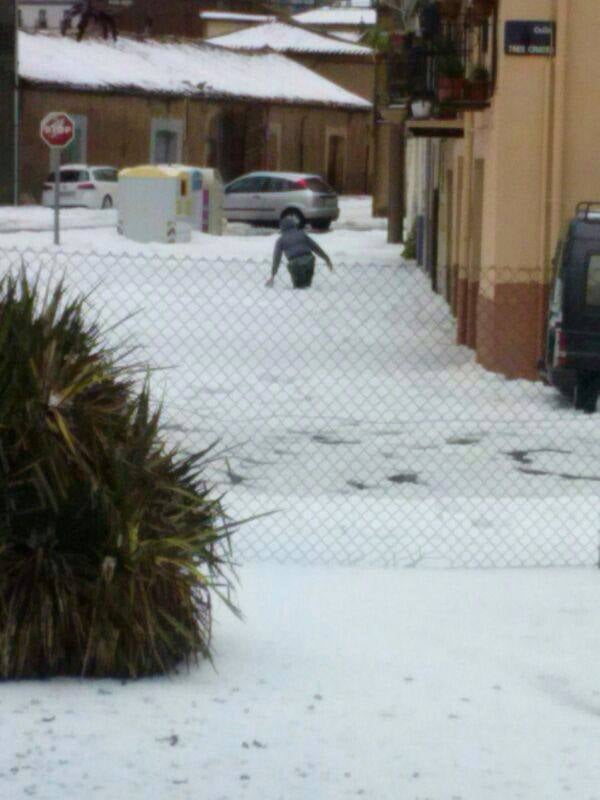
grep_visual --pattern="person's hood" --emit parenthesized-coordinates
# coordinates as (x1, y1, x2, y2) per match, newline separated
(280, 216, 299, 232)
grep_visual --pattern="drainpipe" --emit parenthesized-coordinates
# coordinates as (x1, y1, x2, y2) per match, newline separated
(456, 110, 474, 345)
(184, 96, 190, 163)
(538, 56, 552, 278)
(14, 8, 19, 206)
(531, 43, 555, 364)
(549, 0, 568, 250)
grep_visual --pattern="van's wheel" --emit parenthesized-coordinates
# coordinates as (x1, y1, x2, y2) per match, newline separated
(101, 195, 113, 209)
(574, 373, 598, 413)
(281, 209, 305, 229)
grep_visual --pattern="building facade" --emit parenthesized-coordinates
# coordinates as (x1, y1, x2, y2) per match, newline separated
(17, 32, 371, 200)
(18, 1, 71, 31)
(206, 19, 375, 100)
(382, 0, 600, 380)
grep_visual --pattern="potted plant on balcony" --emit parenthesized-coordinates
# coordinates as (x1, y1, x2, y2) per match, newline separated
(466, 63, 490, 102)
(410, 92, 435, 120)
(437, 50, 465, 102)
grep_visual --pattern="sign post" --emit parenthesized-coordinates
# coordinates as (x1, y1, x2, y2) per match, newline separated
(40, 111, 75, 245)
(0, 1, 18, 205)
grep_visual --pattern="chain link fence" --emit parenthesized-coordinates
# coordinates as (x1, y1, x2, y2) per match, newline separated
(1, 244, 598, 569)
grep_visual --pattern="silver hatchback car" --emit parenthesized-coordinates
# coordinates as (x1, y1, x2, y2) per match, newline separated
(223, 171, 339, 230)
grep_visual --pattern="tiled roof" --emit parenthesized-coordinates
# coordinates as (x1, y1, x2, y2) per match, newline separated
(207, 20, 372, 56)
(19, 32, 371, 109)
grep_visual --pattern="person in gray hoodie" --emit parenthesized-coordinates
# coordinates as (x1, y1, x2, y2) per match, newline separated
(265, 216, 333, 289)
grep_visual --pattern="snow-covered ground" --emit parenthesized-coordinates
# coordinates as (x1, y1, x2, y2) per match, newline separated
(0, 197, 597, 568)
(0, 198, 599, 799)
(0, 197, 392, 265)
(1, 565, 599, 800)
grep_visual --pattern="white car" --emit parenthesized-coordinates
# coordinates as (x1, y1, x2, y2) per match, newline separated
(42, 164, 119, 209)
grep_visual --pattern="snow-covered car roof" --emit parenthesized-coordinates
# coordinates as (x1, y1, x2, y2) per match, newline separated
(207, 20, 373, 56)
(18, 32, 371, 111)
(228, 171, 328, 184)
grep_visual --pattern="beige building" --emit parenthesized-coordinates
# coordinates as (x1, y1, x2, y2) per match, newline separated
(292, 5, 376, 43)
(380, 0, 600, 380)
(17, 31, 371, 200)
(197, 10, 277, 40)
(206, 19, 375, 101)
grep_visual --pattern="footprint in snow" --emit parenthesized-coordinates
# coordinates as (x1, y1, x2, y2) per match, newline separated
(387, 472, 419, 484)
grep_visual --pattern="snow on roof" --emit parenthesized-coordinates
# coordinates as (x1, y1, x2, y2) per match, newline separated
(293, 6, 377, 26)
(199, 11, 276, 22)
(207, 20, 372, 56)
(330, 31, 364, 43)
(18, 32, 371, 110)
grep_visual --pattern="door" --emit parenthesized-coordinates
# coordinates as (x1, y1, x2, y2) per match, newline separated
(326, 135, 346, 192)
(256, 176, 288, 223)
(208, 111, 246, 184)
(223, 175, 264, 222)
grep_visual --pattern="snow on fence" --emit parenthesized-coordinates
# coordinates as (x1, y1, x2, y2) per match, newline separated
(1, 245, 598, 569)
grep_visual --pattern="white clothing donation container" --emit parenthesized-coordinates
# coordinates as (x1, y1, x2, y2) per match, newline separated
(117, 165, 192, 244)
(195, 168, 224, 235)
(152, 165, 224, 235)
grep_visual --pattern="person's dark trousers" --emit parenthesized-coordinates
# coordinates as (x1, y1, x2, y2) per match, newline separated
(287, 254, 315, 289)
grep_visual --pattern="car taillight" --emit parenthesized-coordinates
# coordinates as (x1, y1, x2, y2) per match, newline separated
(78, 182, 95, 190)
(295, 179, 309, 189)
(554, 327, 568, 367)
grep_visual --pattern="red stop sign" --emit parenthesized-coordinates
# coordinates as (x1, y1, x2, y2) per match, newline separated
(40, 111, 75, 149)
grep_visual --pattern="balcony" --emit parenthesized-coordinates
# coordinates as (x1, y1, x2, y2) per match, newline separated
(383, 0, 496, 121)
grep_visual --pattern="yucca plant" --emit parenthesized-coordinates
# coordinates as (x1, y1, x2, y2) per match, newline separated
(0, 272, 237, 679)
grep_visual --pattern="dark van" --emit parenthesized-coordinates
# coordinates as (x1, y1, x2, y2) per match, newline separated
(540, 202, 600, 412)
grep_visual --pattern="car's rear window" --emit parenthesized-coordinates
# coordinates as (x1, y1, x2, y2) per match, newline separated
(93, 168, 118, 182)
(46, 170, 89, 183)
(304, 177, 335, 194)
(586, 254, 600, 306)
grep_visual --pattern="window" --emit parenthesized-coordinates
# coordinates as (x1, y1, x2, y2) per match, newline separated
(586, 254, 600, 307)
(37, 9, 48, 29)
(303, 177, 335, 194)
(150, 119, 183, 164)
(62, 10, 71, 30)
(92, 168, 118, 182)
(249, 177, 271, 192)
(47, 170, 90, 183)
(17, 10, 23, 28)
(226, 177, 259, 194)
(263, 177, 294, 193)
(154, 131, 178, 163)
(549, 239, 565, 312)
